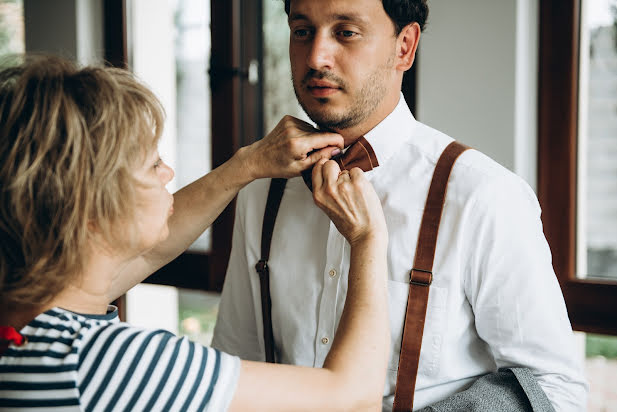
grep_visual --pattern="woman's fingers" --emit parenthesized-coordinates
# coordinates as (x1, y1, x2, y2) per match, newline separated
(348, 167, 363, 181)
(249, 116, 344, 179)
(312, 164, 387, 245)
(312, 158, 329, 193)
(305, 145, 342, 165)
(302, 133, 343, 159)
(322, 160, 343, 188)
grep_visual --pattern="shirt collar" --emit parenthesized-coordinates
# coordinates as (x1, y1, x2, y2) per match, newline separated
(363, 92, 417, 167)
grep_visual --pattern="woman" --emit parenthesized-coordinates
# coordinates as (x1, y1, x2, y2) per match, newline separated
(0, 56, 389, 411)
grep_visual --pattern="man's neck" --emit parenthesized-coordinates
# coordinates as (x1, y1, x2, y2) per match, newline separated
(334, 93, 401, 147)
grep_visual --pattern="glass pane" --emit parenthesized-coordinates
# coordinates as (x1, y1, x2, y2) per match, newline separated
(178, 289, 220, 346)
(263, 0, 309, 133)
(173, 0, 212, 252)
(585, 333, 617, 411)
(126, 285, 220, 346)
(578, 0, 617, 281)
(0, 0, 24, 56)
(130, 0, 212, 253)
(126, 283, 221, 346)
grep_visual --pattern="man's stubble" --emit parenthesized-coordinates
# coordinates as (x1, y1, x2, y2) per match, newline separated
(292, 53, 395, 132)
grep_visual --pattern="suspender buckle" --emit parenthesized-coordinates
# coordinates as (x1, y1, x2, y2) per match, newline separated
(255, 260, 268, 275)
(409, 268, 433, 286)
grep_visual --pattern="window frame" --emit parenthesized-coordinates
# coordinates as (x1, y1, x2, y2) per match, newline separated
(105, 0, 263, 293)
(538, 0, 617, 335)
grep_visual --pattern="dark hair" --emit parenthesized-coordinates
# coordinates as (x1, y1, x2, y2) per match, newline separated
(283, 0, 429, 34)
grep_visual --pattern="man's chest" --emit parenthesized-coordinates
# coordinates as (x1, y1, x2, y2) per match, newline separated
(242, 176, 472, 368)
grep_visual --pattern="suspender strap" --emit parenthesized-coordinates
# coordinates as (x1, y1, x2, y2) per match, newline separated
(256, 178, 287, 363)
(393, 141, 469, 412)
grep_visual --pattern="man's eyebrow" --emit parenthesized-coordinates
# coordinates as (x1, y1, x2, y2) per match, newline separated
(288, 12, 370, 25)
(332, 13, 370, 25)
(288, 13, 307, 22)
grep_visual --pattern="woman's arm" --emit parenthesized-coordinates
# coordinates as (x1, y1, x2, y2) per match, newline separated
(108, 117, 343, 301)
(228, 160, 389, 412)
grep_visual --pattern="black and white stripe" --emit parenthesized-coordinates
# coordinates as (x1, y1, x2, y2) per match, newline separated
(0, 307, 239, 411)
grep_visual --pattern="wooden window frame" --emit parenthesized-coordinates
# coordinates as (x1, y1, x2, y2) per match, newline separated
(104, 0, 263, 293)
(538, 0, 617, 335)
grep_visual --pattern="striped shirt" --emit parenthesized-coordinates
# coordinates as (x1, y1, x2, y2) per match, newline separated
(0, 306, 240, 411)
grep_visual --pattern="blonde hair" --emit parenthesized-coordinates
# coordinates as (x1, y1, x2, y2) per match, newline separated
(0, 55, 165, 308)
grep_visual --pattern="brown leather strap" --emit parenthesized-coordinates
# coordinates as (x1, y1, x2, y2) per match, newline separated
(393, 141, 470, 412)
(255, 177, 287, 363)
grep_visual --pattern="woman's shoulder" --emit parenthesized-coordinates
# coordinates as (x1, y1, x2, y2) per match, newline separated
(2, 308, 240, 410)
(74, 319, 241, 411)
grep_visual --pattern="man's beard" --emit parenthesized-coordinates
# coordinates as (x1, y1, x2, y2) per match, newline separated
(292, 57, 392, 131)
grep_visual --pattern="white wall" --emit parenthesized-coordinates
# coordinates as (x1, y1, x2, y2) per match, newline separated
(417, 0, 538, 190)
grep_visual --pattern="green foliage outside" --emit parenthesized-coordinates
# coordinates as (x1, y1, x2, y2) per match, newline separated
(178, 307, 218, 346)
(0, 0, 23, 56)
(0, 15, 13, 55)
(586, 334, 617, 359)
(177, 290, 220, 347)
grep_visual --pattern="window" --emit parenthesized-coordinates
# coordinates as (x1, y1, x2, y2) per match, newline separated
(102, 0, 264, 329)
(123, 0, 215, 335)
(538, 0, 617, 335)
(263, 0, 306, 133)
(578, 0, 617, 282)
(0, 0, 23, 56)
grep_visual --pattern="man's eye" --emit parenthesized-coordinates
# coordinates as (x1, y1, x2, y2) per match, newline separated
(338, 30, 357, 38)
(154, 158, 162, 169)
(293, 29, 310, 38)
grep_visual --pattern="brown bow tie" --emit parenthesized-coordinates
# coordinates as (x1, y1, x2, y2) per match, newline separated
(301, 136, 379, 191)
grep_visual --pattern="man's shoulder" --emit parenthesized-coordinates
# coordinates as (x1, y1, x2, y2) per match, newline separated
(451, 148, 539, 218)
(410, 122, 510, 178)
(408, 121, 536, 207)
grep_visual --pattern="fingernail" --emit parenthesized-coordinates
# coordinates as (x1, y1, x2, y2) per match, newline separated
(331, 148, 341, 156)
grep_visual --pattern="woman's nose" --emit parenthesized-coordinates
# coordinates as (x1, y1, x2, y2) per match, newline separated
(160, 161, 175, 184)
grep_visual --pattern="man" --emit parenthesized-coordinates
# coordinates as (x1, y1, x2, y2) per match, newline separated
(212, 0, 588, 410)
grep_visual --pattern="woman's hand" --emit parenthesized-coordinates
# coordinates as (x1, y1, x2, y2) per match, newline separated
(311, 159, 387, 246)
(240, 116, 344, 179)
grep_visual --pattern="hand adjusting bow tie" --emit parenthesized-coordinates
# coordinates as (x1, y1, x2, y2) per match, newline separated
(301, 136, 379, 191)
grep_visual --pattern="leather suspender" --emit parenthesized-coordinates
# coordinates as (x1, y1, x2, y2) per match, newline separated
(256, 142, 469, 410)
(255, 177, 287, 363)
(393, 141, 469, 411)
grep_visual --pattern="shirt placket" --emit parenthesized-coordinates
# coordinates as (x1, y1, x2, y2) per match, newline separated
(313, 221, 346, 367)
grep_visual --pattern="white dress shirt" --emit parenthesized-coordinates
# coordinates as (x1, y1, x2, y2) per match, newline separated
(212, 94, 588, 411)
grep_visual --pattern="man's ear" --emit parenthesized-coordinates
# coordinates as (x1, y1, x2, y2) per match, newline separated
(395, 22, 421, 72)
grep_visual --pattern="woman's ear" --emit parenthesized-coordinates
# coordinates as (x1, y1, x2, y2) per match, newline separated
(87, 220, 100, 236)
(395, 22, 421, 72)
(86, 220, 109, 250)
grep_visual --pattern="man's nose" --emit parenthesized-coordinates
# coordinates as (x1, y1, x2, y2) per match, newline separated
(306, 32, 335, 71)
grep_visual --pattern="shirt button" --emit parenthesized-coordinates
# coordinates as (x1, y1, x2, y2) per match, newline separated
(328, 269, 337, 278)
(321, 337, 329, 345)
